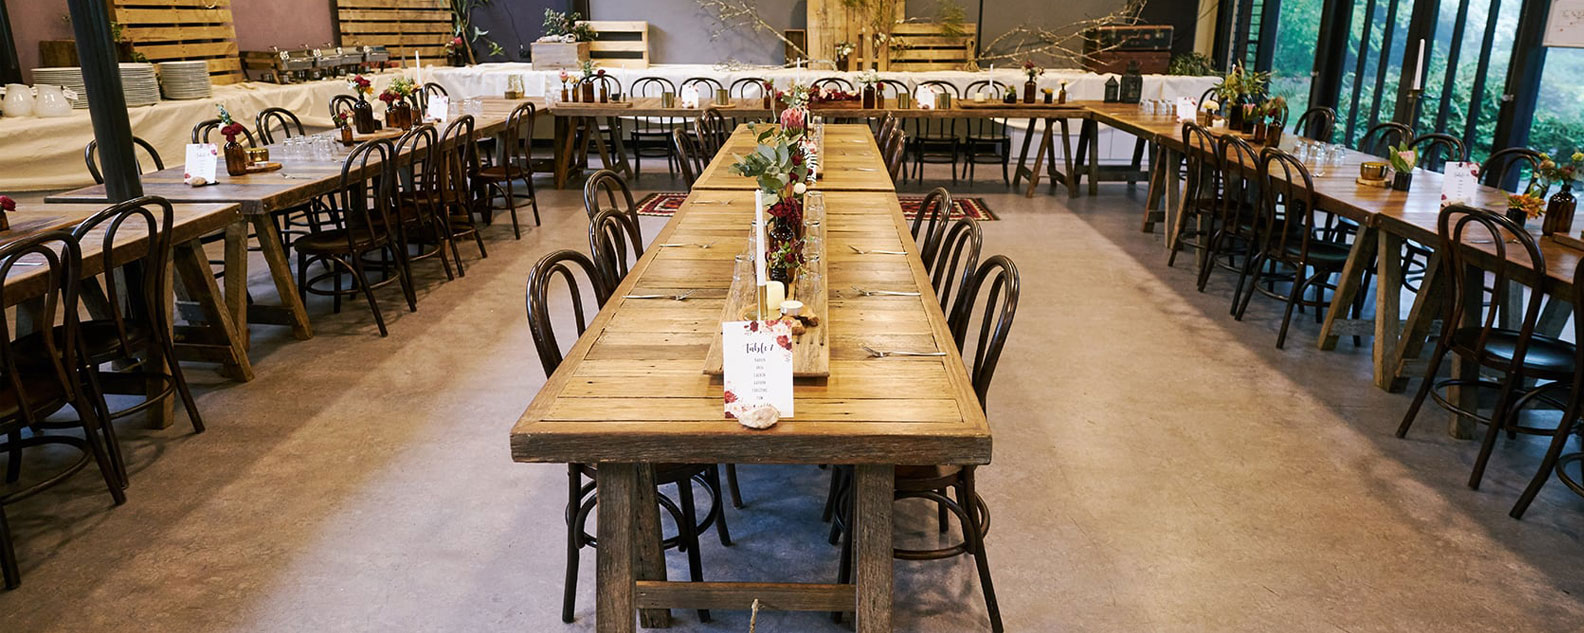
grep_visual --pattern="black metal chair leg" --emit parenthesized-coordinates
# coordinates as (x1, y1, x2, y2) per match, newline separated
(0, 506, 17, 589)
(960, 470, 1004, 633)
(562, 466, 581, 622)
(724, 464, 743, 508)
(676, 479, 711, 623)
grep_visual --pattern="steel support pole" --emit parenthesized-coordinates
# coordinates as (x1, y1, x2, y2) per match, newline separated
(67, 0, 142, 202)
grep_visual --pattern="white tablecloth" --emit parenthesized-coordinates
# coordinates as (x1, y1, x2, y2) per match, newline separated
(1, 63, 1216, 192)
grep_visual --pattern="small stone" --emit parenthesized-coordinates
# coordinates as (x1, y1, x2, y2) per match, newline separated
(738, 404, 780, 430)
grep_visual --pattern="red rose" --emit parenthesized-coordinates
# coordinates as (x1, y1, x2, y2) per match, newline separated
(725, 411, 736, 419)
(0, 196, 15, 212)
(597, 69, 606, 76)
(747, 321, 759, 332)
(379, 92, 396, 103)
(776, 335, 792, 351)
(724, 390, 737, 404)
(356, 76, 370, 88)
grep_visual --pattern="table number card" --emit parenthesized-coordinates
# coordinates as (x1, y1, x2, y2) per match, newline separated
(681, 86, 700, 109)
(184, 143, 218, 183)
(1175, 97, 1197, 122)
(1441, 161, 1481, 207)
(722, 320, 794, 423)
(426, 95, 449, 123)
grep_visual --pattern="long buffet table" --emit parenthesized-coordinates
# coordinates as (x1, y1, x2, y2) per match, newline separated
(2, 64, 1215, 192)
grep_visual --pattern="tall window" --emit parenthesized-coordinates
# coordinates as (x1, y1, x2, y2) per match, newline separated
(1413, 0, 1520, 162)
(1529, 47, 1584, 157)
(1269, 0, 1324, 129)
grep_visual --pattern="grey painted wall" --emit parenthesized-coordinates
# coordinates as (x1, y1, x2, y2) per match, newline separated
(568, 0, 1194, 67)
(588, 0, 805, 66)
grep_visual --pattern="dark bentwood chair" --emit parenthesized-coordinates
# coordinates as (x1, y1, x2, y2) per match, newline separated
(524, 249, 729, 623)
(1293, 106, 1337, 143)
(1, 231, 126, 590)
(437, 115, 489, 265)
(477, 101, 541, 238)
(1198, 135, 1263, 294)
(1410, 132, 1468, 174)
(833, 255, 1020, 633)
(811, 76, 854, 92)
(294, 139, 417, 337)
(1510, 256, 1584, 519)
(1234, 148, 1354, 349)
(255, 107, 306, 145)
(83, 137, 164, 185)
(696, 106, 729, 157)
(582, 169, 640, 234)
(911, 187, 952, 270)
(1482, 147, 1543, 193)
(962, 79, 1012, 184)
(884, 128, 908, 184)
(1398, 206, 1574, 492)
(673, 127, 707, 188)
(930, 217, 982, 316)
(391, 123, 457, 281)
(911, 80, 962, 183)
(1358, 121, 1413, 157)
(329, 94, 358, 120)
(191, 118, 258, 147)
(56, 197, 205, 485)
(588, 207, 644, 291)
(1168, 122, 1221, 272)
(629, 76, 680, 179)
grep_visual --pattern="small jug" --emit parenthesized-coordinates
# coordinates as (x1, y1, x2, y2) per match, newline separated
(34, 84, 72, 118)
(3, 83, 35, 117)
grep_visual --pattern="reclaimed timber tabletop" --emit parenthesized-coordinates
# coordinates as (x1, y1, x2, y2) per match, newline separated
(691, 124, 896, 193)
(509, 185, 989, 466)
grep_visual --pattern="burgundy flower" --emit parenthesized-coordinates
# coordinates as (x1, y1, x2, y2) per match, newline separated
(355, 76, 371, 88)
(776, 335, 792, 351)
(0, 196, 14, 212)
(747, 321, 759, 332)
(724, 390, 738, 404)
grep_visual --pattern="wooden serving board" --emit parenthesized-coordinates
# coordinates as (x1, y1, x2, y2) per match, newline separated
(704, 239, 830, 378)
(245, 161, 283, 174)
(1552, 232, 1584, 252)
(339, 128, 404, 146)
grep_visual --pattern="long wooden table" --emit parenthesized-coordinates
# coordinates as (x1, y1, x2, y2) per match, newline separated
(4, 202, 251, 424)
(510, 124, 989, 632)
(691, 124, 896, 192)
(46, 97, 538, 354)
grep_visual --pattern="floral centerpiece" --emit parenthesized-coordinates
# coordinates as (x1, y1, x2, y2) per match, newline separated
(1259, 96, 1286, 145)
(578, 60, 605, 102)
(541, 9, 597, 42)
(729, 124, 813, 288)
(1538, 151, 1583, 235)
(347, 74, 377, 134)
(379, 76, 417, 129)
(443, 36, 467, 66)
(1213, 64, 1269, 128)
(1507, 192, 1546, 227)
(1022, 60, 1043, 103)
(332, 110, 354, 142)
(834, 41, 855, 70)
(0, 195, 14, 231)
(1387, 141, 1417, 191)
(857, 69, 881, 108)
(214, 105, 250, 176)
(557, 70, 573, 101)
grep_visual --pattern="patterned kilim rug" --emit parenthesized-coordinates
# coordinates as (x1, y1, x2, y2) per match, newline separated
(633, 192, 997, 222)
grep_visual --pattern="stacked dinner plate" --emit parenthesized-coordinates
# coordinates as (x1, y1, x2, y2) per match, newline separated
(30, 67, 88, 109)
(157, 61, 212, 99)
(119, 63, 161, 107)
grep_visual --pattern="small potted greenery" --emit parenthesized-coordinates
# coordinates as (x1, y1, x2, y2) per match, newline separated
(1388, 141, 1417, 191)
(532, 9, 596, 70)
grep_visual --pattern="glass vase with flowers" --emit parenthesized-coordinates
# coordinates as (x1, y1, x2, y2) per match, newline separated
(347, 74, 376, 134)
(216, 105, 250, 176)
(1507, 192, 1546, 229)
(1022, 60, 1043, 103)
(729, 124, 814, 309)
(1538, 151, 1583, 235)
(380, 76, 417, 129)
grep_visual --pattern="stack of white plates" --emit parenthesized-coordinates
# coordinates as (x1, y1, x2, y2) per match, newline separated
(30, 67, 88, 109)
(119, 63, 160, 107)
(157, 61, 212, 99)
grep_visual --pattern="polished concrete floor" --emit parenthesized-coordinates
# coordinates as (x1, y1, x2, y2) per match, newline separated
(5, 167, 1584, 632)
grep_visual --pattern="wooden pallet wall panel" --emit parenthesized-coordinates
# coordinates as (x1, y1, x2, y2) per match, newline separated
(580, 21, 649, 69)
(335, 0, 452, 61)
(111, 0, 245, 85)
(888, 22, 975, 72)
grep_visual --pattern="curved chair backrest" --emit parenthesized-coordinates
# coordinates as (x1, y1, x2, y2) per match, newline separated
(964, 79, 1009, 101)
(1411, 132, 1468, 173)
(918, 79, 961, 97)
(84, 137, 164, 185)
(697, 107, 729, 155)
(337, 139, 398, 252)
(192, 118, 257, 146)
(948, 255, 1020, 410)
(422, 82, 448, 104)
(912, 187, 953, 268)
(1437, 205, 1547, 373)
(876, 79, 909, 99)
(673, 128, 707, 188)
(1216, 134, 1263, 223)
(329, 94, 358, 120)
(885, 128, 908, 183)
(589, 207, 645, 290)
(632, 76, 675, 97)
(437, 114, 482, 210)
(583, 169, 640, 239)
(931, 216, 982, 317)
(1293, 106, 1336, 143)
(1199, 87, 1218, 107)
(679, 76, 722, 94)
(874, 112, 895, 137)
(1258, 148, 1321, 264)
(0, 231, 84, 428)
(1358, 121, 1413, 157)
(255, 107, 306, 145)
(525, 250, 610, 377)
(1180, 122, 1221, 214)
(392, 123, 440, 224)
(812, 77, 854, 92)
(1482, 147, 1543, 193)
(729, 77, 770, 98)
(72, 196, 175, 358)
(502, 101, 537, 169)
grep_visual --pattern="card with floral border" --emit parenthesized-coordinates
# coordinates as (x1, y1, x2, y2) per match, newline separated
(722, 320, 794, 422)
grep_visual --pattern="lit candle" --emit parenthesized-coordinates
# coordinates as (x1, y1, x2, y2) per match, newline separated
(1412, 39, 1424, 91)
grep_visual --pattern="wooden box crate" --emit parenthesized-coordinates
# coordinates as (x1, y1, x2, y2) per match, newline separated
(110, 0, 244, 85)
(335, 0, 451, 61)
(530, 41, 590, 70)
(581, 21, 649, 69)
(887, 22, 976, 72)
